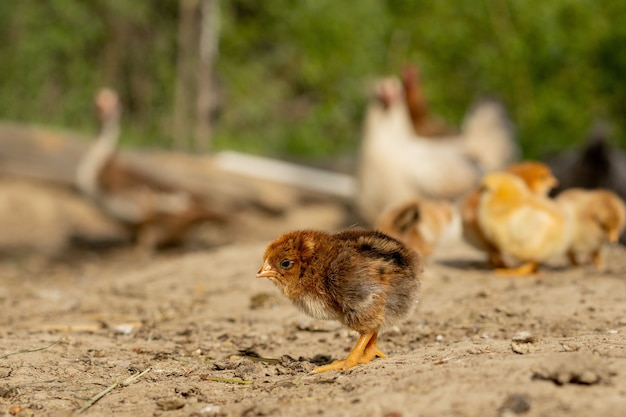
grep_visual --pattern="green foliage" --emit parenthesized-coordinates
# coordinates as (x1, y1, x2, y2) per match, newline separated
(1, 0, 625, 159)
(215, 0, 389, 157)
(0, 0, 178, 145)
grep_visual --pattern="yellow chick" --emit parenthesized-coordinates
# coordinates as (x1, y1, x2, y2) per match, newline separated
(477, 172, 572, 275)
(461, 161, 558, 267)
(506, 161, 559, 196)
(556, 189, 626, 269)
(375, 198, 458, 260)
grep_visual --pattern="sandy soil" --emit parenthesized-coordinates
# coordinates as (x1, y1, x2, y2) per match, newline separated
(1, 178, 625, 417)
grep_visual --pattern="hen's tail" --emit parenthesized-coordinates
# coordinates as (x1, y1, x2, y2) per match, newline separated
(461, 99, 518, 172)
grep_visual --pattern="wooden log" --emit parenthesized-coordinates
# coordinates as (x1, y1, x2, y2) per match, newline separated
(0, 121, 355, 208)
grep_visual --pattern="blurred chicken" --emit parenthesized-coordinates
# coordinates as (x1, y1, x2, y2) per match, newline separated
(461, 161, 558, 267)
(547, 120, 626, 243)
(375, 197, 459, 260)
(556, 189, 626, 269)
(356, 77, 480, 224)
(477, 172, 572, 275)
(402, 65, 518, 171)
(356, 75, 517, 225)
(257, 228, 422, 373)
(76, 88, 226, 251)
(461, 98, 518, 173)
(401, 65, 458, 138)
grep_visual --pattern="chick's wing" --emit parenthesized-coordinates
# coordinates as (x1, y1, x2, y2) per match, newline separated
(501, 201, 568, 260)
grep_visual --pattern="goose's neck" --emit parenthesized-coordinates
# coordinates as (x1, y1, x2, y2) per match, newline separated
(76, 110, 121, 196)
(97, 111, 121, 155)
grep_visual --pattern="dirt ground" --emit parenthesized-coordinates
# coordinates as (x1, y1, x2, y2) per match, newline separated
(1, 177, 625, 417)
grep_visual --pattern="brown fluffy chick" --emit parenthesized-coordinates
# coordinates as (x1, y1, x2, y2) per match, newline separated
(477, 172, 572, 275)
(376, 198, 458, 260)
(556, 189, 626, 269)
(257, 229, 422, 373)
(461, 161, 558, 267)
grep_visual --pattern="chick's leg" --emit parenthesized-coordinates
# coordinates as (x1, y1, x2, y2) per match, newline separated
(495, 261, 539, 276)
(487, 250, 506, 268)
(360, 332, 386, 364)
(591, 250, 604, 270)
(567, 251, 579, 267)
(135, 225, 159, 258)
(313, 333, 374, 374)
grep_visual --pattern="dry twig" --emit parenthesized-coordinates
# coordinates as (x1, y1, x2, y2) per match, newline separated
(76, 367, 152, 414)
(200, 376, 252, 385)
(0, 339, 62, 360)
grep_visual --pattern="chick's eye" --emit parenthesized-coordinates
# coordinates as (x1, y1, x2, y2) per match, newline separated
(279, 259, 294, 270)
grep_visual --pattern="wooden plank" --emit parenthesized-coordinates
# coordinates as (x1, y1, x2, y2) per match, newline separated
(0, 121, 354, 208)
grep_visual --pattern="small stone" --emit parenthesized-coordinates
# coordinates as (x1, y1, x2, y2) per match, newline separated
(511, 331, 536, 343)
(511, 331, 537, 354)
(511, 342, 534, 354)
(498, 393, 531, 415)
(532, 352, 613, 385)
(560, 343, 580, 352)
(113, 323, 141, 335)
(156, 398, 185, 411)
(190, 404, 224, 417)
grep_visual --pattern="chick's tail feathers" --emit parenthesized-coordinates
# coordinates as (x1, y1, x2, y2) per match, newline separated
(461, 98, 518, 172)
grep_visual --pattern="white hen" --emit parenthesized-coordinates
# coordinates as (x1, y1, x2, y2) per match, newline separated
(355, 77, 516, 225)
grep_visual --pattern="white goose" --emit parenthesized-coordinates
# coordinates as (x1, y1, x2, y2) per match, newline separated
(76, 88, 225, 250)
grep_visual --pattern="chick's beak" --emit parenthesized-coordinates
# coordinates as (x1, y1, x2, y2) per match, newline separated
(608, 229, 619, 243)
(256, 260, 277, 279)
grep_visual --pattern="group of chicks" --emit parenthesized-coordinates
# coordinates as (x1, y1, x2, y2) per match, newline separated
(463, 162, 625, 275)
(257, 169, 626, 374)
(376, 159, 625, 276)
(356, 66, 626, 275)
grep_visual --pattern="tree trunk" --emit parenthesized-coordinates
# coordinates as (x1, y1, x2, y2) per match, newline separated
(173, 0, 200, 150)
(194, 0, 220, 153)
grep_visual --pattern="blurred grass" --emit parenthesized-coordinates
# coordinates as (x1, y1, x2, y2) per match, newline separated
(0, 0, 625, 161)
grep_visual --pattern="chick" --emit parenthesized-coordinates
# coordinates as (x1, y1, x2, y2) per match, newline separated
(461, 161, 558, 267)
(477, 172, 572, 275)
(506, 161, 559, 196)
(461, 189, 504, 267)
(556, 189, 626, 269)
(257, 228, 422, 373)
(547, 120, 626, 244)
(375, 198, 459, 260)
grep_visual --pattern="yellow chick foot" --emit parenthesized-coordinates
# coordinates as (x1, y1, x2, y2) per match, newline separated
(495, 261, 539, 277)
